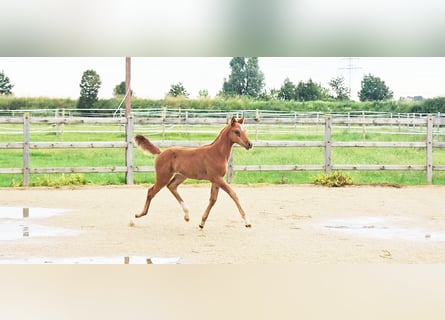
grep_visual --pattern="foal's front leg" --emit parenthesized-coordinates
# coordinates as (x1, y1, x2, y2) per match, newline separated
(199, 183, 219, 229)
(221, 183, 251, 228)
(214, 178, 252, 228)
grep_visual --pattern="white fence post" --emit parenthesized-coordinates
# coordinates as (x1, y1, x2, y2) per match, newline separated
(426, 115, 433, 184)
(61, 108, 65, 141)
(361, 110, 366, 141)
(162, 107, 167, 141)
(324, 114, 332, 174)
(23, 113, 30, 187)
(255, 109, 260, 141)
(226, 114, 234, 183)
(125, 114, 134, 185)
(226, 152, 234, 184)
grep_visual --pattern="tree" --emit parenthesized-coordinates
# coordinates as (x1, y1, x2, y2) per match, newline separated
(358, 73, 393, 101)
(245, 57, 265, 97)
(258, 88, 280, 100)
(222, 57, 265, 98)
(77, 70, 101, 111)
(0, 70, 14, 95)
(277, 78, 297, 100)
(222, 57, 245, 96)
(329, 76, 350, 100)
(198, 89, 209, 98)
(168, 82, 189, 97)
(113, 81, 133, 97)
(295, 79, 326, 101)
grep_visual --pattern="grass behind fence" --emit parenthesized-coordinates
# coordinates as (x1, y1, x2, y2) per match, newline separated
(1, 122, 445, 187)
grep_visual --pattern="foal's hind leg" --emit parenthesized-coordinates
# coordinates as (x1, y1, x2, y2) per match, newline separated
(167, 174, 189, 222)
(199, 183, 219, 229)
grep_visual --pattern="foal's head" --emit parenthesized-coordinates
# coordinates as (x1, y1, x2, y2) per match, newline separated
(227, 117, 253, 150)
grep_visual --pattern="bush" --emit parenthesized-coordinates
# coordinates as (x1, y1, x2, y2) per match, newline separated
(31, 174, 87, 188)
(312, 171, 353, 187)
(0, 96, 76, 111)
(411, 97, 445, 114)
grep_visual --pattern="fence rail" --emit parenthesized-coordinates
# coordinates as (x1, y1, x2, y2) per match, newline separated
(0, 107, 442, 119)
(1, 113, 445, 186)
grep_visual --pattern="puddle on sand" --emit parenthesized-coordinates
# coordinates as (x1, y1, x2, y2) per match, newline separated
(0, 221, 79, 240)
(0, 256, 180, 264)
(0, 206, 79, 241)
(0, 206, 67, 219)
(323, 216, 445, 242)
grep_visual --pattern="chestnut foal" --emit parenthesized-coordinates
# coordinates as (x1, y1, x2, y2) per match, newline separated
(134, 117, 253, 228)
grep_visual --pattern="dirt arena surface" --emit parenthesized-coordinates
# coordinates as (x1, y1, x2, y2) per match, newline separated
(1, 184, 445, 263)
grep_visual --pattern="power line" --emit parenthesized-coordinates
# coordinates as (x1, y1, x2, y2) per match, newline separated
(340, 57, 361, 99)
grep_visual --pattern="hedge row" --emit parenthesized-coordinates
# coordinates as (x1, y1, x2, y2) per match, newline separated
(2, 95, 445, 114)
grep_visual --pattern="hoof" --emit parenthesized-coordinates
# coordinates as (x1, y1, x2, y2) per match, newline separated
(245, 224, 252, 228)
(184, 216, 190, 222)
(199, 224, 204, 229)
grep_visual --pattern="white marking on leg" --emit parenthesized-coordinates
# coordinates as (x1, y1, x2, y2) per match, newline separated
(244, 215, 251, 227)
(180, 201, 190, 221)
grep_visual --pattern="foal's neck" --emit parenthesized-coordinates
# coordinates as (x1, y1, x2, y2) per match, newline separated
(209, 125, 234, 160)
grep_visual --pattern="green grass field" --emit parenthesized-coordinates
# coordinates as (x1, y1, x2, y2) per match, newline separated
(1, 122, 445, 187)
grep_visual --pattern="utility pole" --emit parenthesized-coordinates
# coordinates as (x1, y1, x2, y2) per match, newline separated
(125, 57, 133, 185)
(125, 57, 131, 116)
(340, 57, 361, 100)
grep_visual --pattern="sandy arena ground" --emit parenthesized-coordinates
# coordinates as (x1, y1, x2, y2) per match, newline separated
(1, 184, 445, 263)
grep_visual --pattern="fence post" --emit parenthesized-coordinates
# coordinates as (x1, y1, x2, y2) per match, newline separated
(361, 110, 366, 141)
(162, 107, 167, 141)
(61, 108, 65, 141)
(226, 152, 233, 184)
(125, 114, 134, 185)
(255, 109, 260, 141)
(55, 108, 59, 136)
(347, 112, 351, 131)
(225, 115, 234, 183)
(426, 114, 433, 184)
(185, 110, 189, 136)
(324, 114, 332, 174)
(23, 113, 30, 187)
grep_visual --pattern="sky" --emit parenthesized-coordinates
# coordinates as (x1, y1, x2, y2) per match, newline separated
(1, 57, 445, 101)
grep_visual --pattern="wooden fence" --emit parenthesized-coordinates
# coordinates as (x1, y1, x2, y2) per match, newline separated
(1, 113, 445, 186)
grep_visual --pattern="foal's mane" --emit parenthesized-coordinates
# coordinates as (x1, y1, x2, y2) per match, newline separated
(207, 121, 232, 147)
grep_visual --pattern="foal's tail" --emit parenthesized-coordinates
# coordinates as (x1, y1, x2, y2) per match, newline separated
(134, 135, 162, 155)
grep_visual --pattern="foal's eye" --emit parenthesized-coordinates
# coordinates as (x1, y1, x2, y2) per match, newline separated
(234, 130, 241, 137)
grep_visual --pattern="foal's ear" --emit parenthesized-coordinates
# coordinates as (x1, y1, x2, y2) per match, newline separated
(238, 117, 245, 124)
(230, 116, 237, 126)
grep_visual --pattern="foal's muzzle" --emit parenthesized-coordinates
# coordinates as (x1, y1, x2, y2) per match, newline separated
(244, 141, 253, 150)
